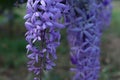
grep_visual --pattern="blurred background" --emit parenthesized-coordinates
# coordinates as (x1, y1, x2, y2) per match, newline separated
(0, 0, 120, 80)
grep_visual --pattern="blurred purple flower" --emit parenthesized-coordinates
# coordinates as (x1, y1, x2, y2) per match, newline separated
(65, 0, 111, 80)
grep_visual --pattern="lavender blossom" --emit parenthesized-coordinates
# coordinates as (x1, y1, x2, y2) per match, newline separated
(24, 0, 68, 79)
(96, 0, 112, 32)
(65, 0, 111, 80)
(24, 0, 111, 80)
(102, 0, 112, 26)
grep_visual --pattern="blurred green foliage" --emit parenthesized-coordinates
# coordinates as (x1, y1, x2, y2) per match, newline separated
(0, 0, 16, 9)
(0, 1, 120, 80)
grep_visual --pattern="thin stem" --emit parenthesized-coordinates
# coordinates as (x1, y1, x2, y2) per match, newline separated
(39, 29, 46, 80)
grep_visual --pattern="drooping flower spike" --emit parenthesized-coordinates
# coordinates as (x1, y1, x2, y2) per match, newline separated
(98, 0, 112, 30)
(23, 0, 112, 80)
(65, 0, 112, 80)
(24, 0, 68, 79)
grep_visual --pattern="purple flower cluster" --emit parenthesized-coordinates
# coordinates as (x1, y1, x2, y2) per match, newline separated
(24, 0, 111, 80)
(102, 0, 112, 24)
(24, 0, 68, 79)
(66, 0, 111, 80)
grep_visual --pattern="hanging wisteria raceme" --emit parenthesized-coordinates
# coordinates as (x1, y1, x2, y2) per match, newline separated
(102, 0, 112, 26)
(65, 0, 111, 80)
(96, 0, 112, 32)
(23, 0, 112, 80)
(24, 0, 68, 79)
